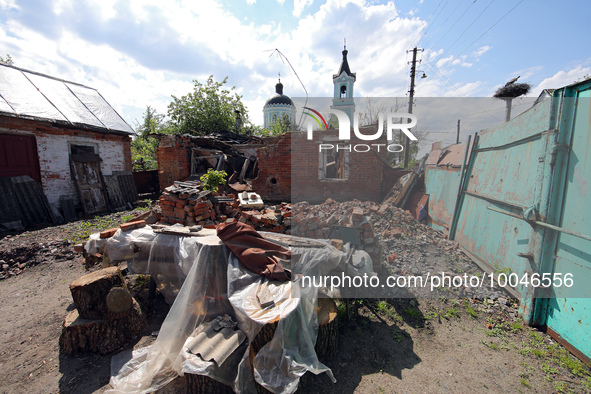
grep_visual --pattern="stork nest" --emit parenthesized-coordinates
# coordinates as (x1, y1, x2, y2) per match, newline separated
(493, 83, 532, 99)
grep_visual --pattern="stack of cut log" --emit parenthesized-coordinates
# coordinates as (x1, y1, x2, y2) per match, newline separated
(59, 266, 147, 355)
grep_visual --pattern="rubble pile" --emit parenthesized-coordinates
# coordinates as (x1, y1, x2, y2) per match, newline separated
(294, 198, 511, 300)
(159, 191, 218, 226)
(293, 197, 463, 260)
(156, 182, 293, 234)
(292, 198, 383, 269)
(0, 240, 75, 279)
(238, 203, 292, 233)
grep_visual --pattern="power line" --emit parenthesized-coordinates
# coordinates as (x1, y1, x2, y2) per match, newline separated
(438, 0, 525, 74)
(410, 0, 446, 49)
(424, 0, 478, 51)
(418, 59, 502, 122)
(421, 0, 469, 49)
(432, 0, 496, 69)
(265, 48, 309, 129)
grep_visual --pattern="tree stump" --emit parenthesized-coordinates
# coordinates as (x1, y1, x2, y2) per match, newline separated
(314, 297, 338, 359)
(59, 298, 147, 355)
(70, 266, 126, 319)
(250, 298, 339, 393)
(185, 374, 234, 394)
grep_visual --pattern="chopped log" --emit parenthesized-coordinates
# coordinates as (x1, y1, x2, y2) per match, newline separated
(69, 266, 126, 319)
(59, 298, 147, 355)
(106, 287, 133, 319)
(251, 319, 279, 355)
(185, 374, 234, 394)
(298, 299, 338, 392)
(250, 298, 339, 393)
(314, 297, 338, 359)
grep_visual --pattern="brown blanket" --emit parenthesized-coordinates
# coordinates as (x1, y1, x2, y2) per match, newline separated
(216, 221, 291, 281)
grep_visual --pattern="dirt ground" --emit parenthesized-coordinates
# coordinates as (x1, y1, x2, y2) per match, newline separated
(0, 208, 590, 394)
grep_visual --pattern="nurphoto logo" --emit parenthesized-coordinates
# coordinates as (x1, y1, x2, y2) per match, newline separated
(303, 107, 419, 153)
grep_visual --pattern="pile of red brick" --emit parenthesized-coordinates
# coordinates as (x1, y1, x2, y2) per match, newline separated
(157, 189, 293, 233)
(238, 203, 292, 233)
(292, 198, 383, 269)
(159, 192, 231, 226)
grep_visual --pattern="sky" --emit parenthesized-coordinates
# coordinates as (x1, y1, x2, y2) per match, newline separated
(1, 0, 590, 151)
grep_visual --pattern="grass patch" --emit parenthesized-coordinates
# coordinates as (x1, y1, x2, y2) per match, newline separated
(444, 307, 461, 319)
(482, 341, 499, 350)
(404, 307, 422, 319)
(121, 214, 136, 222)
(392, 329, 407, 343)
(463, 300, 478, 319)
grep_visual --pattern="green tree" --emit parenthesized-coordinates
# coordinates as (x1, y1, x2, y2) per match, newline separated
(0, 54, 13, 65)
(136, 105, 167, 138)
(257, 115, 292, 137)
(167, 75, 248, 135)
(131, 106, 165, 171)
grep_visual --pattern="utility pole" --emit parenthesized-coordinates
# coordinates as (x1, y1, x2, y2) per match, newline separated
(405, 47, 422, 169)
(456, 119, 460, 144)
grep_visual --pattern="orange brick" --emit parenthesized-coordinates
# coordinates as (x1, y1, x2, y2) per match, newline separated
(120, 220, 146, 232)
(100, 228, 118, 238)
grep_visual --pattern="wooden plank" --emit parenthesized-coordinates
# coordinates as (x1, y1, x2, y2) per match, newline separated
(70, 159, 109, 215)
(239, 158, 250, 184)
(393, 172, 418, 207)
(103, 175, 127, 210)
(113, 171, 138, 204)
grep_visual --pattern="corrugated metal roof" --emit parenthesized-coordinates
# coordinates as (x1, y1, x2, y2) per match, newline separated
(0, 64, 134, 135)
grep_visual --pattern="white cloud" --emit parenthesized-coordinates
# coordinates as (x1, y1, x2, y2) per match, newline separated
(0, 0, 472, 126)
(0, 0, 18, 10)
(247, 0, 256, 4)
(473, 45, 491, 57)
(293, 0, 314, 17)
(435, 55, 471, 69)
(533, 64, 591, 95)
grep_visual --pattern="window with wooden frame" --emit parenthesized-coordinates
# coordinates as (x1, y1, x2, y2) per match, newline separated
(318, 139, 349, 180)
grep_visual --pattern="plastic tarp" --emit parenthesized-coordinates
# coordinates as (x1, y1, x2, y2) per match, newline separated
(25, 73, 106, 128)
(105, 229, 344, 393)
(66, 82, 134, 133)
(0, 64, 133, 134)
(0, 94, 14, 113)
(0, 66, 67, 120)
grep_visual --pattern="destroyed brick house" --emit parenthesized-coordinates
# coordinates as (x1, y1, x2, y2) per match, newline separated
(156, 127, 410, 204)
(0, 63, 137, 229)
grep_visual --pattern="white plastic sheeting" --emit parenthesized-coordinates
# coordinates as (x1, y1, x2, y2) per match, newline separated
(0, 66, 67, 121)
(26, 73, 106, 128)
(104, 229, 344, 393)
(0, 64, 134, 134)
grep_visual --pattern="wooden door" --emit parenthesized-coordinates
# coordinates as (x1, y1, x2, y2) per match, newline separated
(0, 133, 41, 183)
(70, 153, 108, 215)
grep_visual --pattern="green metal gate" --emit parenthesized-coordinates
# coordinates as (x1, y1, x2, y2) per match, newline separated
(533, 83, 591, 363)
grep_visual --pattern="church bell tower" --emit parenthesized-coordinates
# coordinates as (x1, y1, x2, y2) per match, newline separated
(331, 43, 356, 124)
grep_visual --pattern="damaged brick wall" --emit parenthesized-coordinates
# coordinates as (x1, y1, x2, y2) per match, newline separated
(253, 131, 386, 203)
(156, 135, 192, 191)
(154, 130, 390, 203)
(0, 115, 132, 210)
(251, 133, 292, 202)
